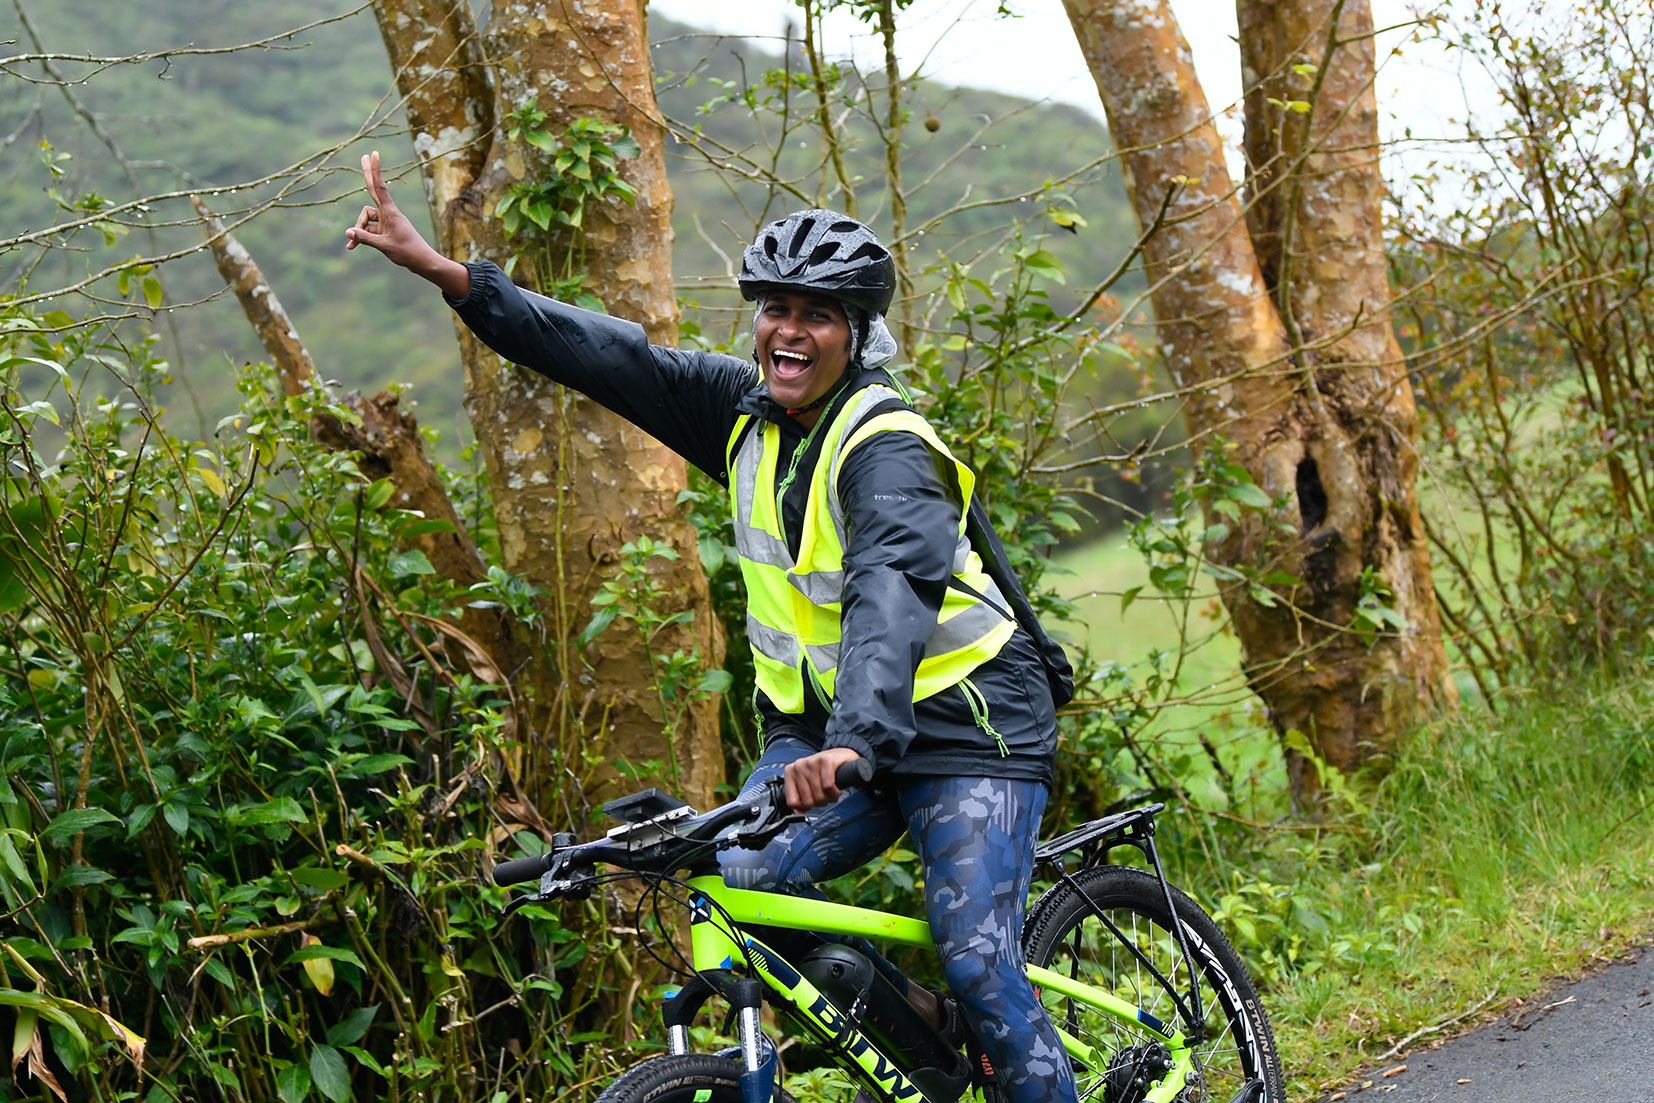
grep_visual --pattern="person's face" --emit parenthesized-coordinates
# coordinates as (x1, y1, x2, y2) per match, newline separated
(755, 290, 852, 424)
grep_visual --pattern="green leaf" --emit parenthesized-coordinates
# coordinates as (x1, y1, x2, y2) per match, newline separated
(1120, 585, 1142, 615)
(361, 479, 395, 511)
(1022, 249, 1065, 284)
(289, 867, 350, 891)
(340, 1046, 386, 1078)
(575, 607, 617, 646)
(277, 1062, 311, 1103)
(126, 804, 157, 838)
(0, 835, 35, 892)
(611, 135, 641, 159)
(17, 400, 59, 426)
(203, 957, 235, 988)
(141, 276, 163, 309)
(0, 355, 70, 385)
(162, 803, 189, 836)
(286, 945, 366, 970)
(695, 669, 733, 694)
(337, 753, 412, 778)
(525, 130, 560, 153)
(309, 1045, 351, 1103)
(40, 807, 122, 843)
(386, 550, 434, 576)
(229, 797, 306, 826)
(325, 1005, 379, 1048)
(1224, 483, 1273, 509)
(1249, 583, 1280, 609)
(400, 519, 456, 537)
(50, 865, 107, 890)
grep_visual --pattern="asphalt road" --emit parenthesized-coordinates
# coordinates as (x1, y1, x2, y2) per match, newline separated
(1316, 942, 1654, 1103)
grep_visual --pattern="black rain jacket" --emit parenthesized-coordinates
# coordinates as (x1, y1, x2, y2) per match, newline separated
(448, 261, 1056, 784)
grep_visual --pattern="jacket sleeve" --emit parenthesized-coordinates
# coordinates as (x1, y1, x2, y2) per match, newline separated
(446, 260, 755, 482)
(822, 429, 964, 771)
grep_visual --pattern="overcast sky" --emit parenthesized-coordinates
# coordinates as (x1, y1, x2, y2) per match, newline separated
(647, 0, 1509, 202)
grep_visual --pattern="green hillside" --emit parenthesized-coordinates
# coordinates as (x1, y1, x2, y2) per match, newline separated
(1, 3, 1165, 515)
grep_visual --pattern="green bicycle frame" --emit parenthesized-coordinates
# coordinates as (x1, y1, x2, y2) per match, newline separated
(682, 875, 1196, 1103)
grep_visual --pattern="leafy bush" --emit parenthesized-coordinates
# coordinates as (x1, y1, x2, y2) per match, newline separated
(0, 314, 603, 1103)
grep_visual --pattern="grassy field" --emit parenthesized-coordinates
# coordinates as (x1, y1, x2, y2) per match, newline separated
(1053, 528, 1654, 1098)
(1052, 533, 1283, 817)
(1261, 672, 1654, 1095)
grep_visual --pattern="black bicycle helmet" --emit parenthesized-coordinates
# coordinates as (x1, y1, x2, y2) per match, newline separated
(738, 209, 897, 316)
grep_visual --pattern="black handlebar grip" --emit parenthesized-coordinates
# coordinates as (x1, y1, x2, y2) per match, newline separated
(833, 758, 874, 791)
(492, 853, 552, 886)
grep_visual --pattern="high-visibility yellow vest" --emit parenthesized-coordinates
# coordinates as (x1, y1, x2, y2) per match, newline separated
(725, 382, 1016, 715)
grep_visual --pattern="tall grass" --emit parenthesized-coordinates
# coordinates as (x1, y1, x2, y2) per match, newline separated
(1154, 669, 1654, 1095)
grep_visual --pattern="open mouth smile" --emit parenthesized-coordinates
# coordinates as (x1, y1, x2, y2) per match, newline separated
(769, 348, 815, 378)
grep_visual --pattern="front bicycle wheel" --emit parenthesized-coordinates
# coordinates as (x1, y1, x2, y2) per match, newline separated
(1023, 865, 1283, 1103)
(592, 1055, 749, 1103)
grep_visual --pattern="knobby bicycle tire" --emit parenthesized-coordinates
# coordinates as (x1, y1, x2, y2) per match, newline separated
(1023, 865, 1284, 1103)
(593, 1054, 798, 1103)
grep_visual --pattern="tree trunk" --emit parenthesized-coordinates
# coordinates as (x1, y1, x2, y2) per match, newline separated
(1062, 0, 1454, 805)
(369, 0, 724, 814)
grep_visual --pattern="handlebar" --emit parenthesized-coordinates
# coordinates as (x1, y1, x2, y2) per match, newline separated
(492, 852, 553, 887)
(834, 757, 874, 790)
(491, 755, 874, 888)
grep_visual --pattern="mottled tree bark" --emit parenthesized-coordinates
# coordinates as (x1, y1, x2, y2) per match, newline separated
(1062, 0, 1453, 804)
(369, 0, 723, 814)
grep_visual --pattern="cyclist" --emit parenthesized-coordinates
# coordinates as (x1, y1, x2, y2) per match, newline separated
(347, 150, 1078, 1103)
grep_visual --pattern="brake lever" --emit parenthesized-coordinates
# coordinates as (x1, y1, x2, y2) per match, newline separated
(738, 809, 807, 850)
(501, 857, 597, 915)
(717, 786, 805, 851)
(501, 892, 545, 917)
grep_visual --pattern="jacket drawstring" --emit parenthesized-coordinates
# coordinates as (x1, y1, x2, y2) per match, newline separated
(960, 677, 1009, 758)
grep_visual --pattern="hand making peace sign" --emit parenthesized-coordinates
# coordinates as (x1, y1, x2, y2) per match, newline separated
(345, 150, 471, 300)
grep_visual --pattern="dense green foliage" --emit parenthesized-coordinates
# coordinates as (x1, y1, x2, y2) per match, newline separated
(0, 316, 628, 1102)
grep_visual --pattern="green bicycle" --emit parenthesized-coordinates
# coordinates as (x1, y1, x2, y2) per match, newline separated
(491, 764, 1282, 1103)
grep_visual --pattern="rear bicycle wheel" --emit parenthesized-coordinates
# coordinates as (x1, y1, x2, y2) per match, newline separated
(1023, 865, 1283, 1103)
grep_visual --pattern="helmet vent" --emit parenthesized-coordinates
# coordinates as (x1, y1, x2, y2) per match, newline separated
(845, 242, 885, 263)
(788, 217, 817, 257)
(808, 242, 840, 266)
(829, 220, 861, 233)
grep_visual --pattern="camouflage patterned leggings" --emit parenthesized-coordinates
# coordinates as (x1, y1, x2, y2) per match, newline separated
(718, 738, 1078, 1103)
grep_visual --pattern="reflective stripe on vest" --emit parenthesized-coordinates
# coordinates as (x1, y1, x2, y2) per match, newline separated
(726, 383, 1014, 714)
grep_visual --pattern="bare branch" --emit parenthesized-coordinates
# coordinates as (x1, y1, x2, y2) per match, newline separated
(0, 4, 373, 83)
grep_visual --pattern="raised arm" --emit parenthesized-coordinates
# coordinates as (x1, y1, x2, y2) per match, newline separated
(344, 150, 471, 300)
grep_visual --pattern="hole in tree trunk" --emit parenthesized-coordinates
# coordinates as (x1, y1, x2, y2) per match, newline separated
(1297, 458, 1328, 533)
